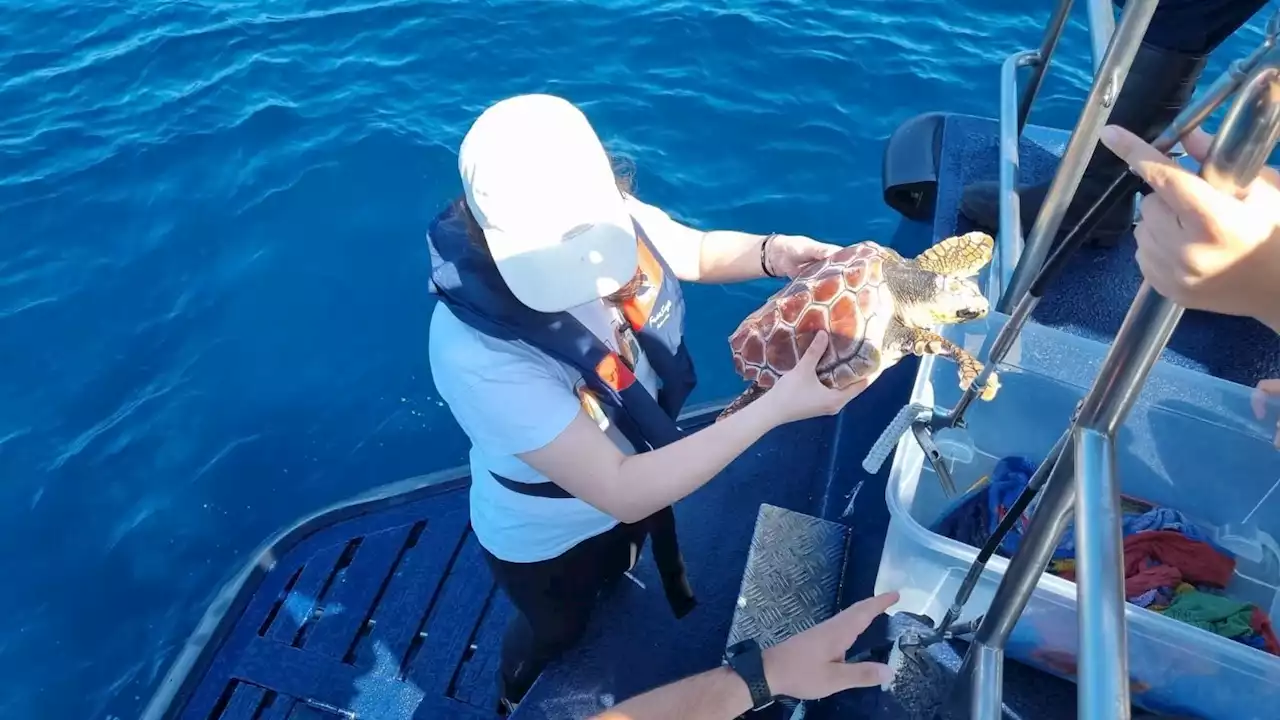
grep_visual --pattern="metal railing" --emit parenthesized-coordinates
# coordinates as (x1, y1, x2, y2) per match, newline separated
(988, 0, 1067, 305)
(1086, 0, 1117, 71)
(893, 3, 1280, 717)
(948, 10, 1280, 436)
(998, 0, 1157, 313)
(988, 0, 1111, 302)
(987, 0, 1114, 305)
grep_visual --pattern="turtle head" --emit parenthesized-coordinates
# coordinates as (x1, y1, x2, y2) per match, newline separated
(910, 274, 989, 327)
(894, 231, 993, 328)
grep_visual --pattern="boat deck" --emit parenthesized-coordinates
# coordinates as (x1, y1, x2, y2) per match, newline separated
(164, 478, 510, 719)
(151, 407, 1106, 720)
(156, 408, 879, 720)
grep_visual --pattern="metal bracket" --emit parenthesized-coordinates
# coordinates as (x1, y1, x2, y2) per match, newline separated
(901, 615, 986, 651)
(911, 421, 959, 497)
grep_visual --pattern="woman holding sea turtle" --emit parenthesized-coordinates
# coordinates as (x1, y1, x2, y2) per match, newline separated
(426, 93, 998, 711)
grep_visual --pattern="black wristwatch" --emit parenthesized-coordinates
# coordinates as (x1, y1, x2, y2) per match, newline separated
(724, 638, 774, 711)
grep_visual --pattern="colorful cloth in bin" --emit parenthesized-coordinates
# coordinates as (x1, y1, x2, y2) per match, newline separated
(1155, 584, 1280, 655)
(931, 454, 1280, 657)
(1053, 530, 1236, 598)
(943, 455, 1219, 558)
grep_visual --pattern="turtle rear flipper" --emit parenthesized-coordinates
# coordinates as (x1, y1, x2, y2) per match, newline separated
(717, 383, 769, 421)
(913, 231, 994, 277)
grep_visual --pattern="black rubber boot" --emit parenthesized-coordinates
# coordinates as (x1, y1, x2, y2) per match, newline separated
(959, 42, 1208, 249)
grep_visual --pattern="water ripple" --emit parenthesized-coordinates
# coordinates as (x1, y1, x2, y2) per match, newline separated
(0, 0, 1273, 718)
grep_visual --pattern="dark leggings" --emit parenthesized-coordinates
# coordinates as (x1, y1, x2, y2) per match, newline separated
(481, 521, 648, 705)
(1116, 0, 1270, 55)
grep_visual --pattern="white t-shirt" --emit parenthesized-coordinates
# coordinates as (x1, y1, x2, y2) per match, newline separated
(428, 194, 704, 563)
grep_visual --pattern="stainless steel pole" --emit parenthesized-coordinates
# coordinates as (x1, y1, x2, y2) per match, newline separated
(997, 0, 1160, 314)
(970, 644, 1005, 718)
(1074, 427, 1129, 718)
(995, 50, 1043, 303)
(1016, 0, 1075, 134)
(948, 447, 1078, 718)
(1086, 0, 1117, 72)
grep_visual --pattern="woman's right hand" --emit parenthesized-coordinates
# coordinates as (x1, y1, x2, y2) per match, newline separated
(763, 331, 879, 424)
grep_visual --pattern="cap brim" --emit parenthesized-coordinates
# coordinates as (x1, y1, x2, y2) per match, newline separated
(487, 218, 639, 313)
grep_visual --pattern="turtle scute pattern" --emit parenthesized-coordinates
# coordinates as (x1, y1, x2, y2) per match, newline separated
(728, 242, 895, 391)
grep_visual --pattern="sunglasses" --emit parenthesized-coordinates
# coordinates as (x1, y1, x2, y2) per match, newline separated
(604, 266, 647, 303)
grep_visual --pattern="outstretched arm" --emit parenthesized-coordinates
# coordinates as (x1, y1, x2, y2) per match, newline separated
(698, 230, 844, 282)
(519, 334, 871, 524)
(519, 393, 779, 524)
(590, 664, 755, 720)
(590, 591, 901, 720)
(623, 196, 842, 283)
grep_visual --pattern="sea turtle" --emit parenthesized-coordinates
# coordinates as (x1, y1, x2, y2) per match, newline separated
(719, 231, 1001, 420)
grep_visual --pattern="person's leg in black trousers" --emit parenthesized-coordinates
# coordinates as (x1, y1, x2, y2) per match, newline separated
(960, 0, 1272, 247)
(482, 521, 646, 711)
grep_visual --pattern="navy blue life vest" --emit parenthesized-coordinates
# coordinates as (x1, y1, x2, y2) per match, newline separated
(427, 200, 698, 618)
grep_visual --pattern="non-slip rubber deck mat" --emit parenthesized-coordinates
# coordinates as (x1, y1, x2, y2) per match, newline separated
(168, 410, 840, 720)
(175, 484, 513, 720)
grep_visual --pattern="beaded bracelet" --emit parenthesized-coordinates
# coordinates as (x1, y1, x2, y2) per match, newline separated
(760, 233, 780, 278)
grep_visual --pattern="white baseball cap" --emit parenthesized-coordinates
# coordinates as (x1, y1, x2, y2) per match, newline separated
(458, 93, 639, 313)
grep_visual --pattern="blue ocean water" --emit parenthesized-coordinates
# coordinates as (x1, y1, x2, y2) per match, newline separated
(0, 1, 1272, 718)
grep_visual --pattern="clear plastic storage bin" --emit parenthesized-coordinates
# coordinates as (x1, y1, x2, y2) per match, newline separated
(874, 311, 1280, 719)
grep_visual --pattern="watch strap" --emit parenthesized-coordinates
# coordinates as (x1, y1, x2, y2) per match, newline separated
(724, 639, 773, 710)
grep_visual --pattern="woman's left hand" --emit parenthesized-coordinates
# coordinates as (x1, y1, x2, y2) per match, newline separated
(767, 234, 844, 278)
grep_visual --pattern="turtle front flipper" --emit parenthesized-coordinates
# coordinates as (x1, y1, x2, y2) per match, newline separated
(717, 383, 770, 421)
(893, 325, 1000, 401)
(913, 231, 994, 278)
